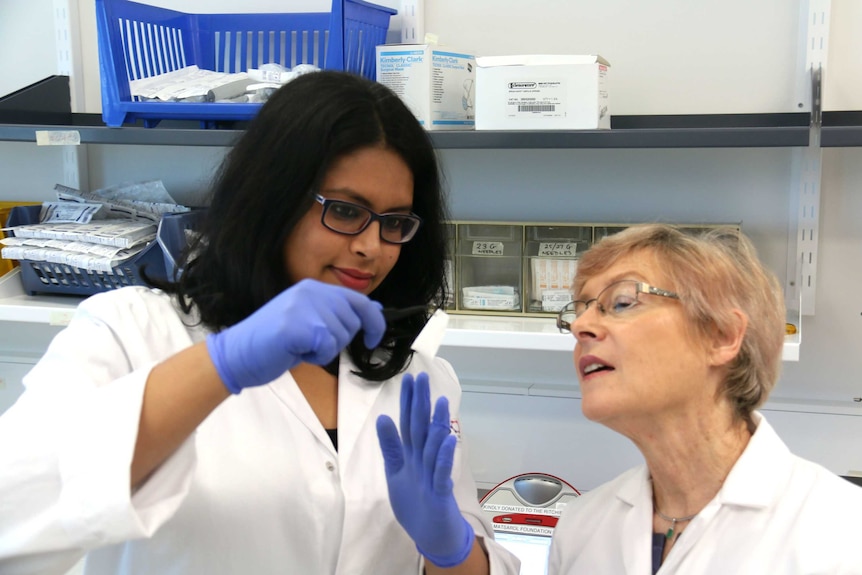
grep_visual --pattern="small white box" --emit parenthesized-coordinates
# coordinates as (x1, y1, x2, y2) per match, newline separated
(475, 54, 610, 130)
(376, 44, 476, 131)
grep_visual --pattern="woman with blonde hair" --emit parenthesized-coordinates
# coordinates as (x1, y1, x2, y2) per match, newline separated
(549, 224, 862, 574)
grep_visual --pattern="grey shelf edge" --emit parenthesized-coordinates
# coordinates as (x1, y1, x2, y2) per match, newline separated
(0, 124, 244, 147)
(0, 124, 811, 149)
(429, 126, 810, 149)
(821, 126, 862, 147)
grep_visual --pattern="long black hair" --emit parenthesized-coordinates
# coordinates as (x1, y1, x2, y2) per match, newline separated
(163, 71, 449, 381)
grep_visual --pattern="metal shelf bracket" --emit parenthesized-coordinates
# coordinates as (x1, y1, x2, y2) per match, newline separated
(53, 0, 89, 192)
(788, 0, 831, 316)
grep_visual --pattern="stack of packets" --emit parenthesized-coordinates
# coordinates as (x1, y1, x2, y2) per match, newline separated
(461, 285, 520, 311)
(129, 63, 321, 104)
(531, 258, 578, 312)
(0, 181, 189, 274)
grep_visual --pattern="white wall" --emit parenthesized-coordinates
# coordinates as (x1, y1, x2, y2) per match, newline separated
(428, 0, 804, 115)
(824, 0, 862, 110)
(0, 1, 57, 98)
(0, 0, 73, 197)
(0, 1, 860, 491)
(12, 0, 862, 114)
(4, 1, 862, 112)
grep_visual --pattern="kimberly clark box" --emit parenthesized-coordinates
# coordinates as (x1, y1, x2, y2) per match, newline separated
(475, 55, 610, 130)
(376, 44, 475, 130)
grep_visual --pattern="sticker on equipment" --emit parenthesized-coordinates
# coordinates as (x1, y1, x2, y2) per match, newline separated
(505, 79, 566, 118)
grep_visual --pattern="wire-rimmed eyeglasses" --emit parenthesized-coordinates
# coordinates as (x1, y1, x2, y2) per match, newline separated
(556, 280, 680, 334)
(315, 194, 423, 244)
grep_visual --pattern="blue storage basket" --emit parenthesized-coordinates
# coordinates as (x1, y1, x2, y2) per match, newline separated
(96, 0, 396, 128)
(5, 205, 199, 297)
(157, 209, 205, 281)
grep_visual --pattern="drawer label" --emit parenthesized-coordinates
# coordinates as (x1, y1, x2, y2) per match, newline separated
(538, 242, 577, 257)
(471, 241, 505, 256)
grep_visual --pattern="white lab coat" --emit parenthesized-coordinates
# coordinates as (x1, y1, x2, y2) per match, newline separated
(548, 412, 862, 574)
(0, 286, 519, 575)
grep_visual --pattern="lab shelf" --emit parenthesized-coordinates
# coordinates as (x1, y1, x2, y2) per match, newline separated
(0, 74, 851, 150)
(0, 268, 801, 360)
(444, 313, 800, 361)
(0, 115, 810, 149)
(0, 122, 245, 147)
(821, 111, 862, 147)
(429, 122, 809, 149)
(0, 269, 80, 325)
(0, 77, 812, 149)
(820, 127, 862, 147)
(0, 76, 814, 366)
(443, 314, 572, 352)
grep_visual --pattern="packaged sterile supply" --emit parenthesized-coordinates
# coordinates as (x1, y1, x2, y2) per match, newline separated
(376, 43, 476, 131)
(475, 54, 610, 130)
(6, 220, 156, 249)
(530, 258, 579, 312)
(523, 224, 590, 313)
(461, 286, 521, 311)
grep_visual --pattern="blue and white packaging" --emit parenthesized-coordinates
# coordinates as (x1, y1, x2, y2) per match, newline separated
(376, 44, 475, 131)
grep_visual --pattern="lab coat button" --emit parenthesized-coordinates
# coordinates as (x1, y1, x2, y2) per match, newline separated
(326, 461, 336, 472)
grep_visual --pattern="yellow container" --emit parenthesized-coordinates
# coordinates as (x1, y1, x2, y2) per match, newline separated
(0, 202, 42, 276)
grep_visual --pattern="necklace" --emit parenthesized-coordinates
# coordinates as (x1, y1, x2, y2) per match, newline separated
(654, 507, 698, 540)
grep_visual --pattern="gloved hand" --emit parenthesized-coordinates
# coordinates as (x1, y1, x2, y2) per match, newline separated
(376, 372, 475, 568)
(206, 278, 385, 394)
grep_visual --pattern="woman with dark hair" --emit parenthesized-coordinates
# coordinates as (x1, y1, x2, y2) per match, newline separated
(0, 71, 519, 575)
(182, 70, 449, 381)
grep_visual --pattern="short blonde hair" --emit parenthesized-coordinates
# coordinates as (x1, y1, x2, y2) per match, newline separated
(574, 224, 785, 421)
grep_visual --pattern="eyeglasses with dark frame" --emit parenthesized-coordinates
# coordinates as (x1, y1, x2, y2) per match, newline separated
(314, 194, 423, 244)
(556, 280, 680, 334)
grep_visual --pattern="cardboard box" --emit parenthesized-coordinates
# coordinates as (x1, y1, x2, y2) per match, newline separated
(475, 55, 610, 130)
(376, 44, 475, 131)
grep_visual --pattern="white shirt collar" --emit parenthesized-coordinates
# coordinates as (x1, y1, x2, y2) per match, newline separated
(615, 411, 793, 511)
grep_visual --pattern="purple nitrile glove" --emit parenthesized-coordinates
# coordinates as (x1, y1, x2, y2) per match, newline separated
(376, 372, 475, 568)
(206, 278, 385, 393)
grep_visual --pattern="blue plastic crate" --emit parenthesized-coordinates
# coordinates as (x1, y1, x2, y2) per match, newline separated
(96, 0, 396, 128)
(4, 205, 200, 297)
(156, 209, 205, 281)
